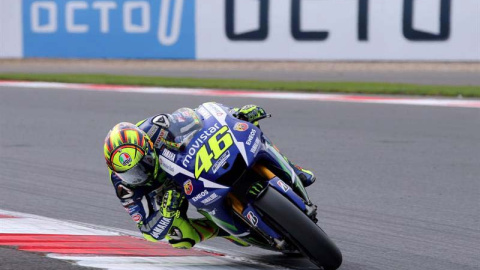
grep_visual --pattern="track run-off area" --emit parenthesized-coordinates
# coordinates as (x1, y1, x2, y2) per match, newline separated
(0, 81, 479, 270)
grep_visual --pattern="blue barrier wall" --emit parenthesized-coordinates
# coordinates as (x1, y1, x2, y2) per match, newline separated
(22, 0, 195, 59)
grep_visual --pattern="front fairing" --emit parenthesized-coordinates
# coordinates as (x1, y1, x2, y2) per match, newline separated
(158, 103, 263, 236)
(176, 103, 261, 185)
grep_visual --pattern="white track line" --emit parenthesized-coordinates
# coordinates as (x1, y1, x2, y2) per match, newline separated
(47, 255, 270, 270)
(0, 80, 478, 109)
(0, 216, 118, 235)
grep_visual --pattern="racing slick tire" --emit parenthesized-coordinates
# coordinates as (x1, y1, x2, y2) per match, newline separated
(254, 187, 342, 270)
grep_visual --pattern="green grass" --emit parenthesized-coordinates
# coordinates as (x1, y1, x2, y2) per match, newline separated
(0, 73, 479, 97)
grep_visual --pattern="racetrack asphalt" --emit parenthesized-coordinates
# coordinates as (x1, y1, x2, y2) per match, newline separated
(0, 86, 479, 269)
(0, 246, 98, 270)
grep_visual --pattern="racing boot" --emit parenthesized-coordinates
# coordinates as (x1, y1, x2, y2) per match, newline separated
(292, 164, 316, 188)
(166, 218, 219, 249)
(266, 144, 316, 188)
(267, 143, 316, 188)
(283, 158, 316, 188)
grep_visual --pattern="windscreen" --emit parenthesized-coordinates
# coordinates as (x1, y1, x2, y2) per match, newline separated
(166, 108, 204, 148)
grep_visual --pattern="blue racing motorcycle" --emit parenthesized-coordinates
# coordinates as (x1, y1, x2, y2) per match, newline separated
(158, 102, 342, 270)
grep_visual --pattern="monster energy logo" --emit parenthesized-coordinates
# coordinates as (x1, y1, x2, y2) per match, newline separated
(248, 182, 264, 196)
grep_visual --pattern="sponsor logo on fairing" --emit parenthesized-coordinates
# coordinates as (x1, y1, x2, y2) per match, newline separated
(212, 150, 230, 173)
(119, 153, 132, 165)
(196, 106, 212, 120)
(163, 163, 175, 174)
(183, 180, 193, 195)
(277, 180, 290, 193)
(192, 190, 209, 202)
(246, 211, 258, 226)
(159, 156, 175, 175)
(201, 193, 219, 205)
(161, 148, 176, 162)
(233, 122, 248, 132)
(206, 103, 225, 117)
(250, 138, 260, 154)
(246, 129, 256, 145)
(182, 123, 220, 167)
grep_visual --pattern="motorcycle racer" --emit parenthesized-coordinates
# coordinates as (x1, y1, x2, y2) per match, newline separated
(103, 103, 316, 249)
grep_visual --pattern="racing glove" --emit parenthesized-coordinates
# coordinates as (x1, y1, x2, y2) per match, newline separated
(233, 105, 269, 126)
(159, 190, 184, 219)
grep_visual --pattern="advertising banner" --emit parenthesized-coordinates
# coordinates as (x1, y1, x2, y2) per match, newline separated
(1, 0, 479, 61)
(0, 0, 23, 58)
(196, 0, 480, 61)
(22, 0, 195, 58)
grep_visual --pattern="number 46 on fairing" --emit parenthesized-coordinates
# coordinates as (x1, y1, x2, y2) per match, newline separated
(195, 126, 233, 179)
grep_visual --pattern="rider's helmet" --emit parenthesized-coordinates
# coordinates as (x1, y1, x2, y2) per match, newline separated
(104, 122, 158, 186)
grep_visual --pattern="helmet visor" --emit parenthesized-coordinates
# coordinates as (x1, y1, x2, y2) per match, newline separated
(116, 161, 151, 186)
(116, 144, 158, 186)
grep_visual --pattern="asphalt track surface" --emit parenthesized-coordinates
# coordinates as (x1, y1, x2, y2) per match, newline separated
(1, 86, 479, 269)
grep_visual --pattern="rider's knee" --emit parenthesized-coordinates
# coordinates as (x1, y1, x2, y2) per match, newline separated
(166, 217, 219, 249)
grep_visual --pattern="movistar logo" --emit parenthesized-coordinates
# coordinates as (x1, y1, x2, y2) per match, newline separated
(182, 123, 220, 167)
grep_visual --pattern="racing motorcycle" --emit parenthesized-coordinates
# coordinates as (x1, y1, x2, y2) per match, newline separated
(158, 102, 342, 270)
